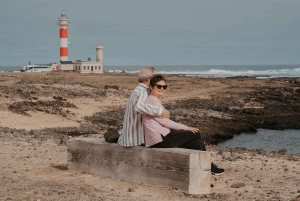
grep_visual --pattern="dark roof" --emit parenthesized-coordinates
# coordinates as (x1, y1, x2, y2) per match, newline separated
(60, 60, 73, 64)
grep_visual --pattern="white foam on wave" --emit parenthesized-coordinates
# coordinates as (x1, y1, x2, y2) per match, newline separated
(159, 67, 300, 77)
(107, 66, 300, 78)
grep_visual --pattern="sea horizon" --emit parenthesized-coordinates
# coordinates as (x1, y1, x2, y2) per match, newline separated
(1, 64, 300, 78)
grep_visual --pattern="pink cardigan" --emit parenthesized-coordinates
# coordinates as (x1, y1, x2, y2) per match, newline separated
(142, 95, 188, 147)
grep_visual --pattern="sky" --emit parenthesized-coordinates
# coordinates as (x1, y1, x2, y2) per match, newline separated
(1, 0, 300, 66)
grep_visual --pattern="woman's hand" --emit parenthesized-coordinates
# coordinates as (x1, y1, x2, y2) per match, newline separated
(188, 127, 199, 134)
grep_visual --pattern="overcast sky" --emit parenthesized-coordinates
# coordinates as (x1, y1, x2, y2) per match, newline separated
(1, 0, 300, 66)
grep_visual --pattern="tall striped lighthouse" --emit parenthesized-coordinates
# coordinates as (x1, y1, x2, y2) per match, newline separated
(57, 11, 69, 61)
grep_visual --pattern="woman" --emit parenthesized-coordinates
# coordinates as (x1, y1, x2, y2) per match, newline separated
(142, 74, 224, 175)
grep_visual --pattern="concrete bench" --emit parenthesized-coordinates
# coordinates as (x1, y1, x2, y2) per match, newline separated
(67, 137, 211, 194)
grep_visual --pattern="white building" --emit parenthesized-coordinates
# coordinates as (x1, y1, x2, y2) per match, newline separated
(58, 46, 104, 73)
(73, 60, 103, 73)
(59, 61, 73, 71)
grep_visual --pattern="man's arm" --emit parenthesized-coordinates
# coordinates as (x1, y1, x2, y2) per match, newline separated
(142, 96, 178, 127)
(135, 89, 167, 117)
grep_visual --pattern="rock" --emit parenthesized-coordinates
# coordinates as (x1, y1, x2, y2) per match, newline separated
(53, 96, 63, 101)
(271, 196, 282, 200)
(257, 149, 267, 155)
(128, 187, 135, 192)
(8, 100, 77, 116)
(278, 149, 287, 155)
(104, 85, 119, 90)
(191, 194, 204, 199)
(231, 183, 245, 188)
(242, 108, 266, 115)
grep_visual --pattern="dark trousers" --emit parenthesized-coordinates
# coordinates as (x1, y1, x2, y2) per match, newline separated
(151, 129, 206, 151)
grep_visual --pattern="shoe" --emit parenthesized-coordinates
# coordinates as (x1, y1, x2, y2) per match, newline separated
(211, 163, 224, 176)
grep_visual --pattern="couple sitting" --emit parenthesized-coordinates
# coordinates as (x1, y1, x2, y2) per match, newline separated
(117, 67, 224, 175)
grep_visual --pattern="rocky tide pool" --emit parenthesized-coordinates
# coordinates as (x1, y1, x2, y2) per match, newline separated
(218, 129, 300, 155)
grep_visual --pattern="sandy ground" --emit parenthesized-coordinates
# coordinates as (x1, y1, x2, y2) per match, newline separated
(0, 72, 300, 201)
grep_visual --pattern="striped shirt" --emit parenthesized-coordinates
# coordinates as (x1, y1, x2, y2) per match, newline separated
(117, 83, 163, 147)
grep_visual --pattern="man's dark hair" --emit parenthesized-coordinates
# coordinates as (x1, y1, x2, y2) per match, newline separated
(150, 74, 166, 87)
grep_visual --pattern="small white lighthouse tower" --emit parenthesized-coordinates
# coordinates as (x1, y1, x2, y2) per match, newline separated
(95, 46, 104, 63)
(57, 11, 69, 61)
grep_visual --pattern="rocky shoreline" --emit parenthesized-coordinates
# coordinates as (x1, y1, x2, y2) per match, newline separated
(2, 73, 300, 134)
(0, 72, 300, 201)
(167, 77, 300, 144)
(81, 76, 300, 145)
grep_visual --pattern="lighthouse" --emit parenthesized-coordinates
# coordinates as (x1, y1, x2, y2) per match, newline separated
(57, 11, 69, 61)
(55, 11, 103, 73)
(95, 46, 103, 63)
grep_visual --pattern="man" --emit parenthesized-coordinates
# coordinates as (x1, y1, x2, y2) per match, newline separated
(117, 67, 170, 147)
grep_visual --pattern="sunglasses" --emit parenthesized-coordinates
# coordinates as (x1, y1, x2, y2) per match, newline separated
(155, 84, 168, 90)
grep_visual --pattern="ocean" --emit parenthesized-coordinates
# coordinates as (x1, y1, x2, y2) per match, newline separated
(105, 65, 300, 78)
(1, 64, 300, 78)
